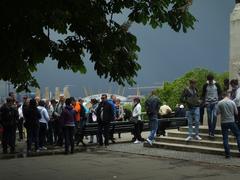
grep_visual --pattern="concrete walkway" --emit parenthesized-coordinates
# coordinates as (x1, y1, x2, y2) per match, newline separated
(1, 131, 240, 167)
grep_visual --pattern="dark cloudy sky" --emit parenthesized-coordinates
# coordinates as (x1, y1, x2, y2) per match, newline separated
(34, 0, 235, 97)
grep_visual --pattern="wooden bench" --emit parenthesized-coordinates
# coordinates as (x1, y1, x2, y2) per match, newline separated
(83, 121, 150, 136)
(82, 117, 187, 138)
(157, 117, 188, 136)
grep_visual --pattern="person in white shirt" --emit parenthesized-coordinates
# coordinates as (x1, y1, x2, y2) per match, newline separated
(132, 97, 143, 144)
(37, 100, 50, 150)
(230, 79, 240, 128)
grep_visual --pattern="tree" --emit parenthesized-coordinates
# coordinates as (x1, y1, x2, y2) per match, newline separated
(0, 0, 196, 91)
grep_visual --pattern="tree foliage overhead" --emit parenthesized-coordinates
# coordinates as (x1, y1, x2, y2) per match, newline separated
(0, 0, 196, 91)
(154, 68, 229, 109)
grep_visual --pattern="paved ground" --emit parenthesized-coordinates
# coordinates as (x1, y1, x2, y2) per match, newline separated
(1, 132, 240, 179)
(1, 147, 240, 180)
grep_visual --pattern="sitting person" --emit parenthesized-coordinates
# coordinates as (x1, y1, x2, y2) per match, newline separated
(157, 104, 172, 136)
(175, 104, 186, 117)
(159, 104, 172, 118)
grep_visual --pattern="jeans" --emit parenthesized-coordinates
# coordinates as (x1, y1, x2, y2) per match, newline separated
(17, 118, 24, 140)
(221, 122, 240, 156)
(148, 116, 159, 141)
(186, 107, 200, 136)
(63, 126, 75, 153)
(47, 120, 54, 145)
(39, 123, 47, 148)
(2, 126, 16, 153)
(97, 122, 110, 146)
(27, 126, 39, 151)
(75, 120, 86, 145)
(206, 103, 217, 135)
(133, 121, 144, 141)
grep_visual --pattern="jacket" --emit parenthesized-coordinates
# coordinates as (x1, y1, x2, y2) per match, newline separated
(181, 87, 200, 109)
(0, 104, 18, 127)
(202, 80, 222, 103)
(145, 95, 161, 117)
(60, 105, 76, 127)
(96, 101, 114, 123)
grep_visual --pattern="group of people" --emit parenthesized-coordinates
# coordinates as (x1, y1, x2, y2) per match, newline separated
(181, 74, 240, 158)
(2, 74, 240, 158)
(0, 92, 146, 154)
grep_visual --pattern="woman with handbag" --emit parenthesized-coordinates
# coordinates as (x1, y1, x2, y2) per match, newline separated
(132, 97, 143, 144)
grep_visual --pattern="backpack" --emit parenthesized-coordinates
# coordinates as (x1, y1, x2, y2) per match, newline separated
(0, 105, 17, 127)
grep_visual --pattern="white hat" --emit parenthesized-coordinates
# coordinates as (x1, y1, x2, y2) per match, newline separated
(179, 104, 184, 109)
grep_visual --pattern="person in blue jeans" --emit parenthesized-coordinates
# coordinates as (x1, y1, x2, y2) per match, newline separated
(217, 91, 240, 158)
(202, 74, 222, 137)
(181, 79, 202, 141)
(145, 91, 161, 145)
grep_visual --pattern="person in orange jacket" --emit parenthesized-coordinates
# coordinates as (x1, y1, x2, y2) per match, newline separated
(70, 97, 86, 146)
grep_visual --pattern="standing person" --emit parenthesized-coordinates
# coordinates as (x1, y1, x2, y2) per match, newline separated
(132, 97, 143, 144)
(96, 94, 114, 147)
(88, 99, 99, 143)
(38, 100, 50, 150)
(24, 99, 41, 152)
(216, 91, 240, 158)
(75, 98, 87, 146)
(108, 95, 116, 143)
(17, 96, 28, 141)
(115, 98, 124, 138)
(46, 99, 55, 145)
(181, 79, 202, 141)
(230, 79, 239, 100)
(145, 91, 161, 145)
(0, 97, 18, 154)
(53, 94, 65, 146)
(230, 79, 240, 128)
(202, 74, 222, 137)
(60, 98, 75, 154)
(71, 97, 80, 142)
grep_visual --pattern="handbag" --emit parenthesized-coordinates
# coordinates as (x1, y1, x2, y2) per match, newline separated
(130, 116, 138, 123)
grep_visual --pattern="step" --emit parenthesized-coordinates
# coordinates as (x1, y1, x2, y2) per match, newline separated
(144, 142, 240, 157)
(166, 130, 237, 143)
(179, 126, 222, 135)
(156, 136, 239, 150)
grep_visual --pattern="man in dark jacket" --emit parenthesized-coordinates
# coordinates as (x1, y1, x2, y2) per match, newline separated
(202, 74, 222, 137)
(0, 97, 19, 154)
(145, 91, 161, 145)
(181, 79, 202, 141)
(96, 94, 114, 147)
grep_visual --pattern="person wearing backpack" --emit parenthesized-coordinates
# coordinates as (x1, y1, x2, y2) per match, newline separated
(202, 74, 222, 137)
(181, 79, 202, 141)
(24, 99, 42, 153)
(145, 91, 161, 145)
(0, 97, 18, 154)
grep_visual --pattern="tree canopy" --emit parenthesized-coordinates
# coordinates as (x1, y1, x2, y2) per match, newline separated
(153, 68, 229, 109)
(0, 0, 196, 91)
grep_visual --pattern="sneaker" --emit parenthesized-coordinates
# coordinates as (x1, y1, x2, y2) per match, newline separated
(42, 146, 48, 150)
(195, 135, 202, 140)
(185, 136, 192, 141)
(225, 155, 231, 159)
(36, 149, 40, 153)
(133, 140, 140, 144)
(146, 138, 153, 146)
